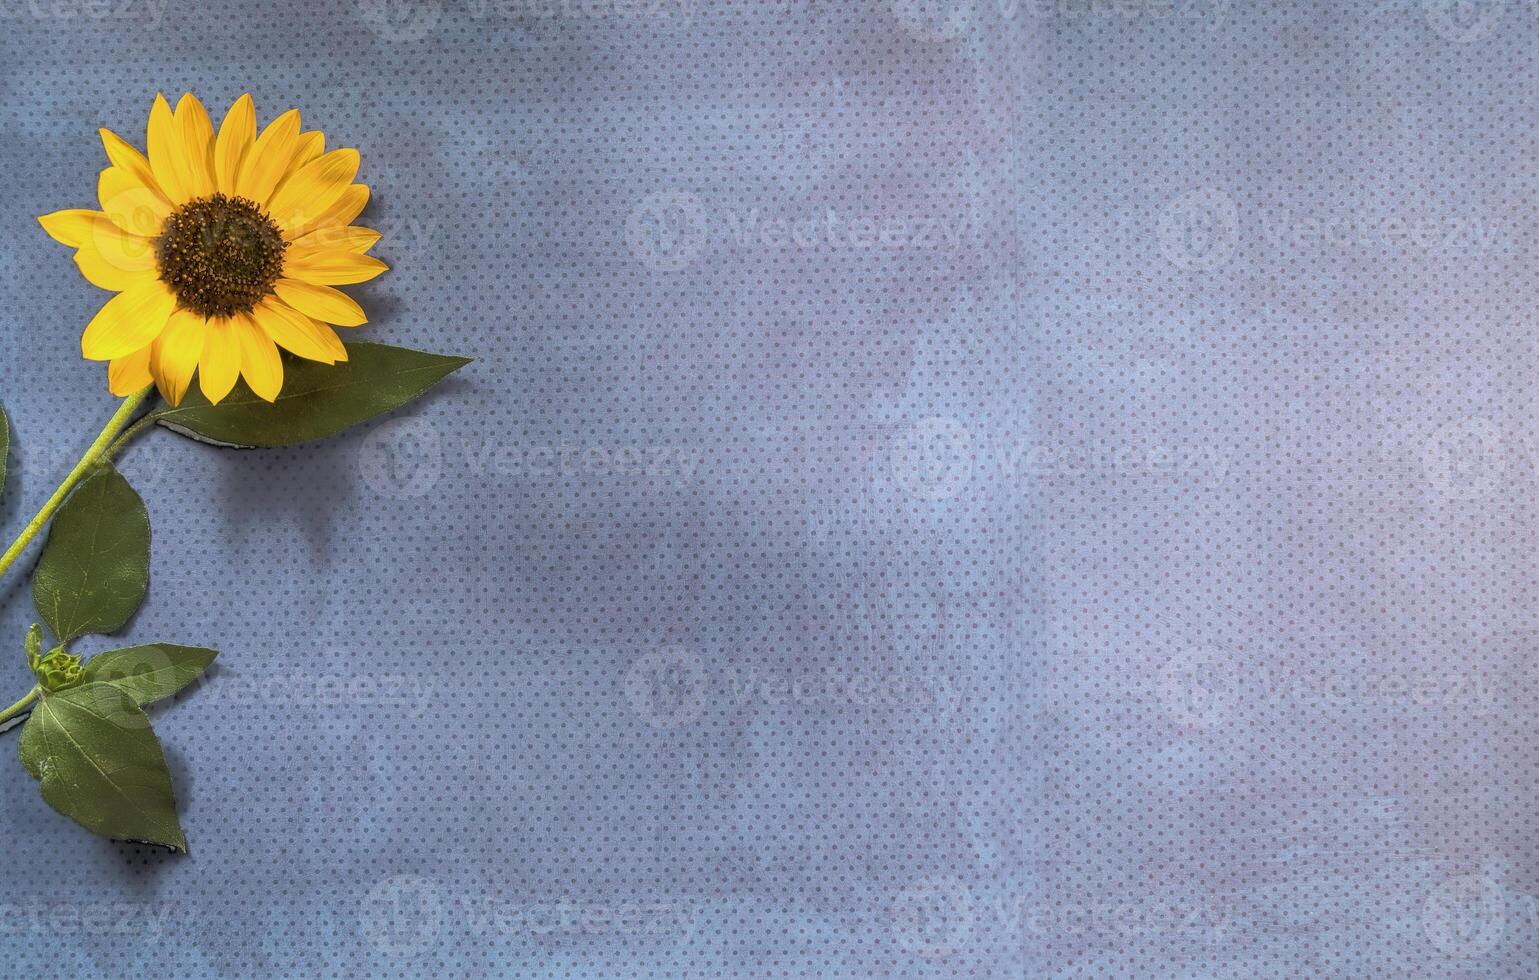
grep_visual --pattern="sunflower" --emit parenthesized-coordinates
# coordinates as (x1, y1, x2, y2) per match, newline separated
(38, 93, 387, 405)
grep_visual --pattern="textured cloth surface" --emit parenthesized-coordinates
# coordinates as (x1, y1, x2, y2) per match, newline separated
(1, 0, 1536, 976)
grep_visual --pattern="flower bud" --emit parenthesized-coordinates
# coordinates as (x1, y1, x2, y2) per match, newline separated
(34, 649, 84, 692)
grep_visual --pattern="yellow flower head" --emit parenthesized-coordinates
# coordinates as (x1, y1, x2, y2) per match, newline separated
(38, 93, 387, 405)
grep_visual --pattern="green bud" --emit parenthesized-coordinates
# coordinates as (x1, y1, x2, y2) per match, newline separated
(24, 625, 42, 671)
(34, 649, 83, 692)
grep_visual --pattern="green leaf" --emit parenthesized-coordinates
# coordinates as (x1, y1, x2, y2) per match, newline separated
(0, 401, 9, 498)
(31, 465, 150, 643)
(18, 682, 186, 852)
(155, 342, 471, 448)
(83, 644, 216, 707)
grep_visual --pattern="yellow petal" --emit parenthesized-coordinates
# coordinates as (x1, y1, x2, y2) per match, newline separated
(73, 252, 153, 290)
(288, 131, 326, 173)
(273, 279, 367, 326)
(72, 250, 140, 289)
(77, 219, 157, 267)
(233, 313, 283, 401)
(38, 209, 112, 248)
(81, 281, 176, 361)
(253, 297, 345, 363)
(284, 250, 388, 286)
(265, 131, 327, 207)
(283, 183, 369, 241)
(234, 108, 301, 205)
(290, 224, 381, 255)
(99, 128, 162, 198)
(151, 309, 207, 406)
(146, 93, 188, 204)
(74, 229, 158, 291)
(267, 148, 361, 234)
(198, 319, 241, 404)
(73, 251, 144, 292)
(97, 167, 171, 238)
(107, 346, 153, 396)
(175, 93, 216, 199)
(214, 94, 255, 194)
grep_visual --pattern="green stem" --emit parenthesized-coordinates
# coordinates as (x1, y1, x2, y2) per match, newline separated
(102, 408, 166, 463)
(0, 686, 38, 726)
(0, 384, 156, 584)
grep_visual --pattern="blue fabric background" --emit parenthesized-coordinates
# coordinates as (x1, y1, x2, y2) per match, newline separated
(2, 0, 1537, 975)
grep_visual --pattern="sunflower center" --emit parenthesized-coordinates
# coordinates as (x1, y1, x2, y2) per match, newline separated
(155, 193, 286, 318)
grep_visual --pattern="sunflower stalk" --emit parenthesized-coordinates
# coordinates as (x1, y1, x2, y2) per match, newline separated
(0, 384, 156, 585)
(102, 405, 169, 461)
(0, 686, 39, 727)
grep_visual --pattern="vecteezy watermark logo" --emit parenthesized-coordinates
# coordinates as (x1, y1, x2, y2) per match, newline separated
(359, 878, 694, 948)
(457, 439, 703, 482)
(358, 417, 444, 500)
(367, 196, 443, 274)
(889, 0, 973, 40)
(1156, 646, 1236, 728)
(1423, 874, 1505, 957)
(890, 877, 974, 957)
(1286, 669, 1499, 716)
(890, 416, 974, 501)
(627, 193, 970, 270)
(6, 0, 165, 25)
(1421, 416, 1504, 501)
(624, 647, 707, 729)
(195, 672, 434, 719)
(724, 666, 966, 714)
(1006, 895, 1233, 945)
(1028, 0, 1231, 30)
(0, 900, 181, 937)
(1157, 188, 1238, 271)
(627, 190, 709, 272)
(357, 0, 442, 40)
(359, 876, 445, 956)
(1422, 0, 1503, 42)
(355, 431, 704, 496)
(1255, 207, 1495, 253)
(465, 0, 696, 23)
(719, 208, 969, 252)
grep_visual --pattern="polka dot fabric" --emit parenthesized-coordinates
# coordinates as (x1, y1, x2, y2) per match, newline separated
(0, 0, 1535, 975)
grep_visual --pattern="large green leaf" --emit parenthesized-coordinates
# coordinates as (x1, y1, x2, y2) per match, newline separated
(18, 682, 186, 851)
(0, 401, 9, 497)
(32, 465, 150, 643)
(83, 644, 217, 707)
(155, 342, 470, 448)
